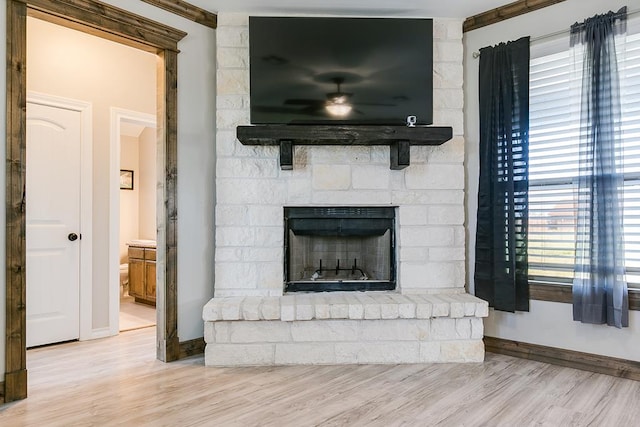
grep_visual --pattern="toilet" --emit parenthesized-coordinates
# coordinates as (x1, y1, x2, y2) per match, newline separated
(119, 263, 129, 297)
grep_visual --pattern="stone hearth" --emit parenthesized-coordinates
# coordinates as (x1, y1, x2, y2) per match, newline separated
(204, 292, 488, 365)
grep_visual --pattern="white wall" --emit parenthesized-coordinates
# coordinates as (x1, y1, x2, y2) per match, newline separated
(464, 0, 640, 361)
(119, 135, 141, 263)
(119, 129, 157, 263)
(138, 127, 157, 240)
(0, 0, 216, 377)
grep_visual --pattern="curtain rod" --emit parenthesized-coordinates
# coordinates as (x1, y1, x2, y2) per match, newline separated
(471, 7, 640, 59)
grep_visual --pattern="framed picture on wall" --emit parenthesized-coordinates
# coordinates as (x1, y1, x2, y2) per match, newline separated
(120, 169, 134, 190)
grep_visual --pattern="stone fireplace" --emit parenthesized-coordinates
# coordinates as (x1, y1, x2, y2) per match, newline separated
(204, 14, 488, 366)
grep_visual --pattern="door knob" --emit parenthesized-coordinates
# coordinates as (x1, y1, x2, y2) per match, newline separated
(68, 233, 79, 241)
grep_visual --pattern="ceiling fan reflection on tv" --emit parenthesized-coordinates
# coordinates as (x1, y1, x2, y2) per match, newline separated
(253, 76, 396, 119)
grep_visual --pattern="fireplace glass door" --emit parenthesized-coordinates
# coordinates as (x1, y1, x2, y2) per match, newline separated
(284, 207, 396, 292)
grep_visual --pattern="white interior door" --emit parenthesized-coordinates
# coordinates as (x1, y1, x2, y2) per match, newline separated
(26, 101, 82, 348)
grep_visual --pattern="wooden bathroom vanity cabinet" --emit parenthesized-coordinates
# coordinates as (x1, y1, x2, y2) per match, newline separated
(127, 241, 156, 306)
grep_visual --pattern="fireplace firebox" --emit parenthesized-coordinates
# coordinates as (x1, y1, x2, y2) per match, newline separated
(284, 207, 396, 292)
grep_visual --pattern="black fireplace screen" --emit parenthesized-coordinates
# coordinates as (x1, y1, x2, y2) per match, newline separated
(284, 207, 396, 292)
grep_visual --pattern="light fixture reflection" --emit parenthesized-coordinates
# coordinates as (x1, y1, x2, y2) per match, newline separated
(325, 100, 352, 116)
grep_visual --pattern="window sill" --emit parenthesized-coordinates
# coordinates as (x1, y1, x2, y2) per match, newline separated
(530, 283, 640, 311)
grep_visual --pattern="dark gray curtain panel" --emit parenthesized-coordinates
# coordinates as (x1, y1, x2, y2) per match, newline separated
(571, 7, 629, 328)
(475, 37, 530, 312)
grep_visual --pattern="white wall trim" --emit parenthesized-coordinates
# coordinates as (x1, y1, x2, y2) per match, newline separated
(109, 107, 156, 336)
(27, 91, 94, 341)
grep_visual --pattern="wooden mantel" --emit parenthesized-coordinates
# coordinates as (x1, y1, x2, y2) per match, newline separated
(236, 125, 453, 170)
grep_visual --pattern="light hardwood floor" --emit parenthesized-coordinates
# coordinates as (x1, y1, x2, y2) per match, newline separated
(1, 327, 638, 426)
(120, 296, 156, 332)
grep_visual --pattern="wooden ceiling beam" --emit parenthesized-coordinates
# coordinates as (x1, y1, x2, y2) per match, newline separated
(463, 0, 567, 33)
(140, 0, 217, 29)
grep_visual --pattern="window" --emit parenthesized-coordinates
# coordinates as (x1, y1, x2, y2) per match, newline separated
(529, 30, 640, 289)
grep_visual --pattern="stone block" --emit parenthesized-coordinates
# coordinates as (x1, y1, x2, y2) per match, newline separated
(398, 206, 428, 225)
(399, 226, 454, 247)
(456, 293, 482, 316)
(440, 295, 465, 318)
(216, 226, 255, 247)
(260, 296, 281, 320)
(243, 247, 281, 262)
(433, 62, 463, 89)
(202, 298, 224, 321)
(346, 294, 364, 319)
(291, 320, 358, 342)
(213, 322, 230, 343)
(313, 295, 331, 319)
(434, 41, 463, 63)
(217, 158, 279, 179)
(204, 322, 215, 343)
(405, 164, 464, 190)
(221, 297, 244, 320)
(455, 319, 472, 339)
(379, 296, 400, 319)
(241, 296, 262, 320)
(429, 247, 465, 262)
(407, 295, 433, 319)
(312, 190, 392, 205)
(352, 165, 390, 190)
(471, 318, 484, 339)
(357, 294, 381, 319)
(431, 318, 456, 340)
(217, 47, 249, 69)
(423, 295, 450, 317)
(399, 247, 429, 262)
(359, 319, 429, 341)
(215, 263, 258, 290)
(216, 108, 250, 130)
(217, 13, 249, 27)
(217, 69, 249, 95)
(230, 321, 291, 343)
(439, 341, 484, 363)
(335, 342, 420, 364)
(312, 165, 351, 190)
(216, 26, 249, 48)
(275, 343, 336, 365)
(254, 227, 283, 247)
(205, 343, 274, 366)
(248, 205, 282, 226)
(216, 205, 248, 226)
(216, 94, 246, 110)
(433, 88, 463, 110)
(389, 294, 416, 319)
(428, 205, 465, 226)
(329, 294, 349, 319)
(427, 136, 464, 164)
(255, 261, 283, 289)
(433, 109, 464, 136)
(281, 295, 295, 321)
(476, 301, 489, 318)
(419, 342, 442, 362)
(295, 295, 314, 320)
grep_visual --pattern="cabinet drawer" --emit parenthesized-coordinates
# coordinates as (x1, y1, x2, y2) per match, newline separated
(145, 248, 156, 261)
(128, 247, 145, 259)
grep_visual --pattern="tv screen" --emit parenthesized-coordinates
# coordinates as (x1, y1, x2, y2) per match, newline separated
(249, 17, 433, 126)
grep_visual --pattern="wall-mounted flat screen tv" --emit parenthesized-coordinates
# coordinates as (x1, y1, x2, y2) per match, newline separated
(249, 17, 433, 126)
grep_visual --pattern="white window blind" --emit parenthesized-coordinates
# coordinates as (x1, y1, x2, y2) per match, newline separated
(529, 31, 640, 288)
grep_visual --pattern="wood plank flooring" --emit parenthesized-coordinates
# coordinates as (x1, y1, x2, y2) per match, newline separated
(119, 296, 156, 332)
(1, 327, 638, 426)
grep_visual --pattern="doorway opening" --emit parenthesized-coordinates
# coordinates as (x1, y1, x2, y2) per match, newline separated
(5, 0, 185, 402)
(115, 111, 158, 333)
